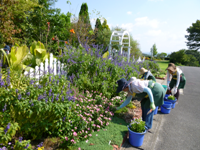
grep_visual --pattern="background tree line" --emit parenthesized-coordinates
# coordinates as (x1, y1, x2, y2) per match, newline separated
(169, 19, 200, 67)
(0, 0, 142, 58)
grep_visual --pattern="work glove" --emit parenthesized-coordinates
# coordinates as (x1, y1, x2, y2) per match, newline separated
(150, 102, 156, 111)
(173, 87, 177, 95)
(116, 107, 121, 110)
(167, 81, 170, 90)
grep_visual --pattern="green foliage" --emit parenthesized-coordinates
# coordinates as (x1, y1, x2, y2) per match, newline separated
(157, 52, 167, 60)
(78, 3, 92, 31)
(169, 49, 199, 66)
(102, 19, 110, 31)
(28, 41, 49, 67)
(59, 46, 160, 100)
(185, 20, 200, 50)
(129, 118, 146, 133)
(95, 18, 102, 30)
(14, 140, 32, 150)
(168, 95, 175, 100)
(0, 0, 38, 44)
(0, 112, 20, 145)
(185, 49, 200, 65)
(150, 44, 158, 57)
(95, 28, 112, 50)
(9, 45, 29, 71)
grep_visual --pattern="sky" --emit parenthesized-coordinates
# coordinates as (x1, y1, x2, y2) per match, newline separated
(54, 0, 200, 55)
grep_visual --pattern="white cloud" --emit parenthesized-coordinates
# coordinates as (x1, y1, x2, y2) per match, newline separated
(147, 30, 163, 36)
(127, 11, 132, 15)
(121, 23, 134, 32)
(134, 17, 160, 28)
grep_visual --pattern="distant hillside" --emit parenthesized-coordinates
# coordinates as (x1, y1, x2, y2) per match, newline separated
(142, 53, 151, 57)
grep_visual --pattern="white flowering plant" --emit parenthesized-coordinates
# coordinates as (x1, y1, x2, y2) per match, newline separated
(128, 118, 146, 133)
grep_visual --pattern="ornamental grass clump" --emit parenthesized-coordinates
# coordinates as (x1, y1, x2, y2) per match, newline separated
(129, 118, 146, 133)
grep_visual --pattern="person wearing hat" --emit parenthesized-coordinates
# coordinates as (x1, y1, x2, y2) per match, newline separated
(4, 45, 10, 54)
(0, 45, 10, 68)
(116, 77, 165, 130)
(166, 63, 186, 102)
(140, 67, 156, 82)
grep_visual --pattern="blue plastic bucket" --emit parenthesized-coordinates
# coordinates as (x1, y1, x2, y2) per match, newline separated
(161, 101, 172, 114)
(165, 98, 177, 109)
(154, 106, 159, 115)
(164, 94, 170, 101)
(128, 127, 146, 147)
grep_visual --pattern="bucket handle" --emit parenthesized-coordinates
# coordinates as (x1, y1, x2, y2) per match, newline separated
(161, 105, 171, 110)
(165, 99, 176, 104)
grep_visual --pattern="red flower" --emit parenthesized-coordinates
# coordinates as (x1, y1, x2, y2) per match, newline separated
(65, 41, 68, 44)
(52, 37, 55, 41)
(47, 22, 50, 25)
(70, 29, 75, 34)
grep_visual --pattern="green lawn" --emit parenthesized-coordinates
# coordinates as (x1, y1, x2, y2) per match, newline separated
(71, 116, 128, 150)
(156, 60, 169, 71)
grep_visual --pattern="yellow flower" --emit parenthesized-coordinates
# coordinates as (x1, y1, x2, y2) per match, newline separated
(38, 147, 44, 150)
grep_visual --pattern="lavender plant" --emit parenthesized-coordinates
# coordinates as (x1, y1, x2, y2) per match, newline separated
(59, 44, 160, 99)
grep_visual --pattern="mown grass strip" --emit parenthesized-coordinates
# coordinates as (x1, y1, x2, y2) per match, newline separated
(71, 116, 128, 150)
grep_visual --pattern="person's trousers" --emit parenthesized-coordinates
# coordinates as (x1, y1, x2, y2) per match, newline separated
(141, 105, 154, 129)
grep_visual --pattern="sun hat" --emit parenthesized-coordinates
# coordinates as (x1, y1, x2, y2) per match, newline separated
(116, 78, 128, 93)
(166, 63, 176, 72)
(4, 45, 10, 51)
(140, 68, 148, 75)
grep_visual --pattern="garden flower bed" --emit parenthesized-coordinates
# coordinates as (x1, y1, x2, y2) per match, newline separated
(0, 45, 162, 149)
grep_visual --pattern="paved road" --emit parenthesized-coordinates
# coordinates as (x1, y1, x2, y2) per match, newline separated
(154, 66, 200, 150)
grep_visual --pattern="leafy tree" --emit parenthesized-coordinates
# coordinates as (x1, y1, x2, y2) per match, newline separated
(102, 19, 110, 31)
(150, 44, 158, 57)
(169, 49, 187, 64)
(169, 49, 199, 66)
(78, 3, 92, 31)
(157, 52, 167, 60)
(185, 54, 199, 66)
(95, 18, 102, 30)
(95, 28, 112, 52)
(24, 0, 59, 46)
(185, 49, 200, 64)
(94, 18, 102, 45)
(48, 10, 71, 54)
(185, 20, 200, 50)
(0, 0, 38, 44)
(72, 3, 98, 48)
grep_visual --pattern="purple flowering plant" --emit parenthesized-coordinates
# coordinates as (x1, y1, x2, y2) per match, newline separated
(0, 112, 20, 146)
(0, 41, 160, 148)
(59, 45, 160, 99)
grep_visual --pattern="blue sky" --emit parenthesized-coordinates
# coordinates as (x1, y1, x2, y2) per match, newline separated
(55, 0, 200, 54)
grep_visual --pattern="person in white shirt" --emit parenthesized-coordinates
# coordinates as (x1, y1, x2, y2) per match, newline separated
(116, 77, 165, 130)
(166, 63, 186, 102)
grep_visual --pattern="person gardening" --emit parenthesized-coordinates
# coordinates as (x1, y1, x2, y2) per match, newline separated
(116, 77, 165, 130)
(1, 45, 10, 68)
(4, 45, 10, 54)
(140, 67, 156, 82)
(166, 63, 186, 102)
